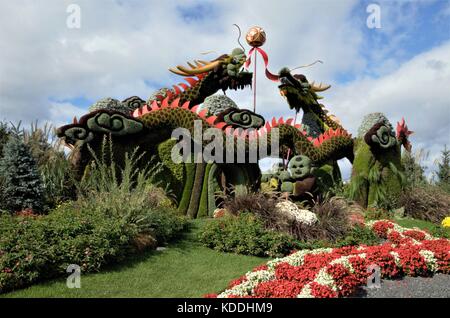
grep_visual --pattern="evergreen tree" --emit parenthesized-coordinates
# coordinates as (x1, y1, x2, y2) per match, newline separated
(0, 121, 10, 157)
(0, 136, 44, 213)
(401, 150, 426, 188)
(435, 145, 450, 191)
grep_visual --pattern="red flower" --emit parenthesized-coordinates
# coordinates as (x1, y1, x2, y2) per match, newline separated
(403, 230, 426, 241)
(310, 282, 338, 298)
(253, 279, 304, 298)
(372, 221, 394, 238)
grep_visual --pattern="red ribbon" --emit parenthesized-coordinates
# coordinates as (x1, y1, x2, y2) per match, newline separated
(245, 47, 279, 82)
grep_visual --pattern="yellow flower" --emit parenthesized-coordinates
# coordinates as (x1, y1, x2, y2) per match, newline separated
(442, 217, 450, 228)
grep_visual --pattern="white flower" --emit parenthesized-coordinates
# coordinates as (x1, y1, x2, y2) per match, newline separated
(275, 201, 318, 226)
(217, 270, 275, 298)
(297, 283, 314, 298)
(330, 255, 354, 273)
(314, 268, 338, 291)
(419, 250, 438, 273)
(390, 251, 401, 266)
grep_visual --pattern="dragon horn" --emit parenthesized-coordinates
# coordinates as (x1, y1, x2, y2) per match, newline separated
(176, 60, 221, 75)
(310, 81, 331, 92)
(196, 60, 209, 65)
(169, 67, 191, 76)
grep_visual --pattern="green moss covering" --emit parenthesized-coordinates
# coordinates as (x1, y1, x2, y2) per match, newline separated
(197, 163, 213, 218)
(350, 136, 405, 208)
(207, 164, 219, 216)
(187, 163, 207, 219)
(157, 139, 185, 201)
(178, 162, 196, 215)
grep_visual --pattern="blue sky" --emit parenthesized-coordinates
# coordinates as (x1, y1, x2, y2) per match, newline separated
(0, 0, 449, 178)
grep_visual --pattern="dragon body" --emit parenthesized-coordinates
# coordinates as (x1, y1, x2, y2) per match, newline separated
(57, 47, 412, 215)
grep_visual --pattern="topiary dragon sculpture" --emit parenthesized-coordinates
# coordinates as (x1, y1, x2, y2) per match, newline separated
(57, 46, 413, 216)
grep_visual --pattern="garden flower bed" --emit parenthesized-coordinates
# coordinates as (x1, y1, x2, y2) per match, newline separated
(206, 220, 450, 298)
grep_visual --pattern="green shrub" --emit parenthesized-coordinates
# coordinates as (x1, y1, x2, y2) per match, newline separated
(0, 205, 138, 293)
(0, 136, 45, 213)
(365, 206, 392, 220)
(336, 224, 381, 247)
(198, 214, 298, 257)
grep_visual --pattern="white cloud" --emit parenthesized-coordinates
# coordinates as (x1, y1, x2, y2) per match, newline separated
(326, 41, 450, 177)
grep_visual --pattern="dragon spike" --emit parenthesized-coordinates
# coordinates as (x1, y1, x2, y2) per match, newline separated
(196, 73, 206, 80)
(141, 105, 151, 115)
(161, 97, 170, 108)
(233, 128, 243, 137)
(265, 122, 271, 130)
(191, 105, 199, 113)
(294, 123, 302, 129)
(181, 101, 190, 109)
(166, 90, 173, 100)
(171, 97, 180, 108)
(285, 118, 293, 126)
(132, 108, 142, 117)
(271, 117, 277, 127)
(206, 115, 217, 125)
(278, 117, 284, 125)
(214, 122, 227, 129)
(313, 139, 321, 147)
(150, 101, 160, 111)
(178, 83, 189, 91)
(155, 94, 164, 101)
(198, 109, 208, 118)
(73, 116, 78, 124)
(172, 85, 181, 95)
(307, 136, 313, 142)
(184, 77, 198, 87)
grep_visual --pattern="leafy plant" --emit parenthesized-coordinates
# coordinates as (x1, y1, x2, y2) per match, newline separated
(199, 214, 298, 257)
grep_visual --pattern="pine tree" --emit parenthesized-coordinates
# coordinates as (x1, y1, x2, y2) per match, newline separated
(0, 136, 44, 213)
(401, 150, 426, 188)
(435, 145, 450, 191)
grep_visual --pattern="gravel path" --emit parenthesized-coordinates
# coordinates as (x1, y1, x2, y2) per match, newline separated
(352, 274, 450, 298)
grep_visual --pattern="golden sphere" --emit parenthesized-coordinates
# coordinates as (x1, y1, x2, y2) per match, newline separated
(245, 26, 266, 47)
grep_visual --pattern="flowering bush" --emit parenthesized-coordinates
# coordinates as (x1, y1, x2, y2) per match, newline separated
(208, 220, 450, 298)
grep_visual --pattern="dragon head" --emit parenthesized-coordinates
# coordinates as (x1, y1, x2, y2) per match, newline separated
(277, 67, 331, 113)
(169, 48, 252, 91)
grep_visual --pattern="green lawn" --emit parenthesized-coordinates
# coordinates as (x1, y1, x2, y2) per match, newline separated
(395, 217, 450, 237)
(1, 219, 267, 298)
